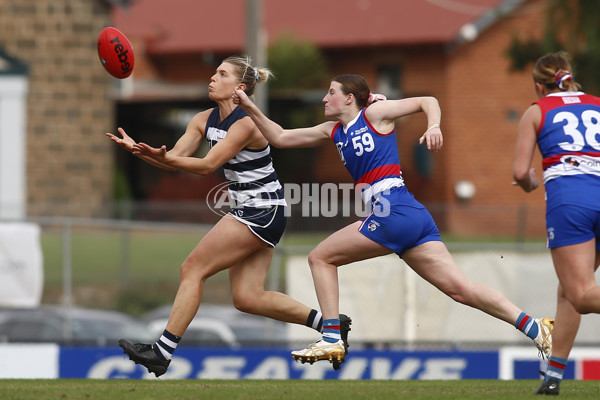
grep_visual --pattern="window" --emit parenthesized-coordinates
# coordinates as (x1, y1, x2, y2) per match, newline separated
(376, 65, 401, 99)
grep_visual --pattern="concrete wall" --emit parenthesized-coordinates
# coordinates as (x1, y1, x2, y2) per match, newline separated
(286, 251, 600, 346)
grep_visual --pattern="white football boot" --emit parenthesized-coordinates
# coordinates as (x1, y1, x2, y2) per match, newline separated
(291, 339, 346, 365)
(533, 317, 554, 359)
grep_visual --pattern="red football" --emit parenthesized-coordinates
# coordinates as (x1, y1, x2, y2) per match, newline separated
(97, 27, 134, 79)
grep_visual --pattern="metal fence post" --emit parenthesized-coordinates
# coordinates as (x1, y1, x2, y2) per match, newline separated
(61, 218, 72, 308)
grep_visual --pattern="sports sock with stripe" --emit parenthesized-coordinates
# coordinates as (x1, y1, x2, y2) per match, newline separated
(153, 329, 181, 361)
(514, 312, 539, 340)
(322, 318, 341, 343)
(545, 356, 567, 383)
(306, 309, 323, 332)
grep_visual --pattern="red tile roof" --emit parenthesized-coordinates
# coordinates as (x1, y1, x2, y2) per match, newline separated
(113, 0, 512, 55)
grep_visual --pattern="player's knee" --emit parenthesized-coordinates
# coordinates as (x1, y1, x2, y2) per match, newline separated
(307, 249, 329, 271)
(570, 297, 593, 314)
(573, 303, 591, 314)
(448, 291, 469, 305)
(563, 288, 594, 314)
(443, 283, 472, 305)
(232, 293, 259, 314)
(179, 257, 211, 282)
(307, 251, 320, 269)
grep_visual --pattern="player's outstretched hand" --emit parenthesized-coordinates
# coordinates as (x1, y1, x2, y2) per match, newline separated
(106, 127, 137, 152)
(132, 142, 169, 163)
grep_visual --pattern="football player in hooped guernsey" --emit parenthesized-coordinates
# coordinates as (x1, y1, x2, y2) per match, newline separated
(234, 74, 553, 368)
(107, 56, 352, 377)
(513, 52, 600, 396)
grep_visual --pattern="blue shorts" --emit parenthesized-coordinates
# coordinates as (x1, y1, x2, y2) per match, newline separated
(359, 186, 441, 256)
(229, 205, 287, 247)
(546, 205, 600, 249)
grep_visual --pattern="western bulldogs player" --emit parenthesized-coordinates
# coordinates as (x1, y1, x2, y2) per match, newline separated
(235, 74, 553, 368)
(513, 51, 600, 395)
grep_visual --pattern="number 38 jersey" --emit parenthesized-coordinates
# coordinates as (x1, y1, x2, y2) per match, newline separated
(331, 109, 405, 205)
(535, 91, 600, 211)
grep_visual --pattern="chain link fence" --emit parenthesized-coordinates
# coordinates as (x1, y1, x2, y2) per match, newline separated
(2, 202, 597, 347)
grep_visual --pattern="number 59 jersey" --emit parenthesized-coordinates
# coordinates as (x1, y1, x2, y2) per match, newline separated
(331, 109, 405, 206)
(535, 91, 600, 211)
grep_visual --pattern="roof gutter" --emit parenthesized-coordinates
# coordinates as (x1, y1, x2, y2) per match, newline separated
(448, 0, 528, 51)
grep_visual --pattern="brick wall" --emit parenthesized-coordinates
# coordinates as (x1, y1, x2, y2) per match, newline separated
(443, 0, 547, 235)
(315, 0, 549, 237)
(0, 0, 115, 217)
(0, 0, 551, 237)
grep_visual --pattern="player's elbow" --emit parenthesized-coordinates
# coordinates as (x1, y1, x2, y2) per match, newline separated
(200, 162, 219, 175)
(270, 130, 313, 149)
(421, 96, 440, 110)
(189, 160, 219, 176)
(271, 139, 291, 149)
(262, 135, 291, 149)
(512, 169, 527, 184)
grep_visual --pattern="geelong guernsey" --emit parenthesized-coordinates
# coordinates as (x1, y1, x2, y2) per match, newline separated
(331, 109, 404, 205)
(205, 106, 285, 208)
(535, 92, 600, 212)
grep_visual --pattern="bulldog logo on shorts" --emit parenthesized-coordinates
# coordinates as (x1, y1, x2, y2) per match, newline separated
(368, 220, 380, 231)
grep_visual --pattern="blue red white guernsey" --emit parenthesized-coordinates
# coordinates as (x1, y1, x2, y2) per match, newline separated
(535, 92, 600, 212)
(205, 106, 286, 209)
(331, 109, 441, 255)
(331, 108, 405, 205)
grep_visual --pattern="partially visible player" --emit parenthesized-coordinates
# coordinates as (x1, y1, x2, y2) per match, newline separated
(108, 56, 351, 377)
(234, 74, 553, 368)
(512, 51, 600, 396)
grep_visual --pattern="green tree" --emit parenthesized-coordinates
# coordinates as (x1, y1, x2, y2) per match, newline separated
(265, 34, 331, 186)
(267, 33, 329, 92)
(505, 0, 600, 94)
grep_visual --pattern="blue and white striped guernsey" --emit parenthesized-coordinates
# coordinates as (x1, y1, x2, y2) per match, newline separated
(205, 106, 286, 208)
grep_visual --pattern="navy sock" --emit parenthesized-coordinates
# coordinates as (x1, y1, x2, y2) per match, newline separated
(306, 309, 323, 332)
(153, 329, 181, 361)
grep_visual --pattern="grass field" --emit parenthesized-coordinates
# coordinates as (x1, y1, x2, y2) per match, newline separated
(1, 379, 599, 400)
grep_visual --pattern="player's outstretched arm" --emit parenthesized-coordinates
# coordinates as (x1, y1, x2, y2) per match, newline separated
(233, 89, 331, 148)
(106, 127, 177, 171)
